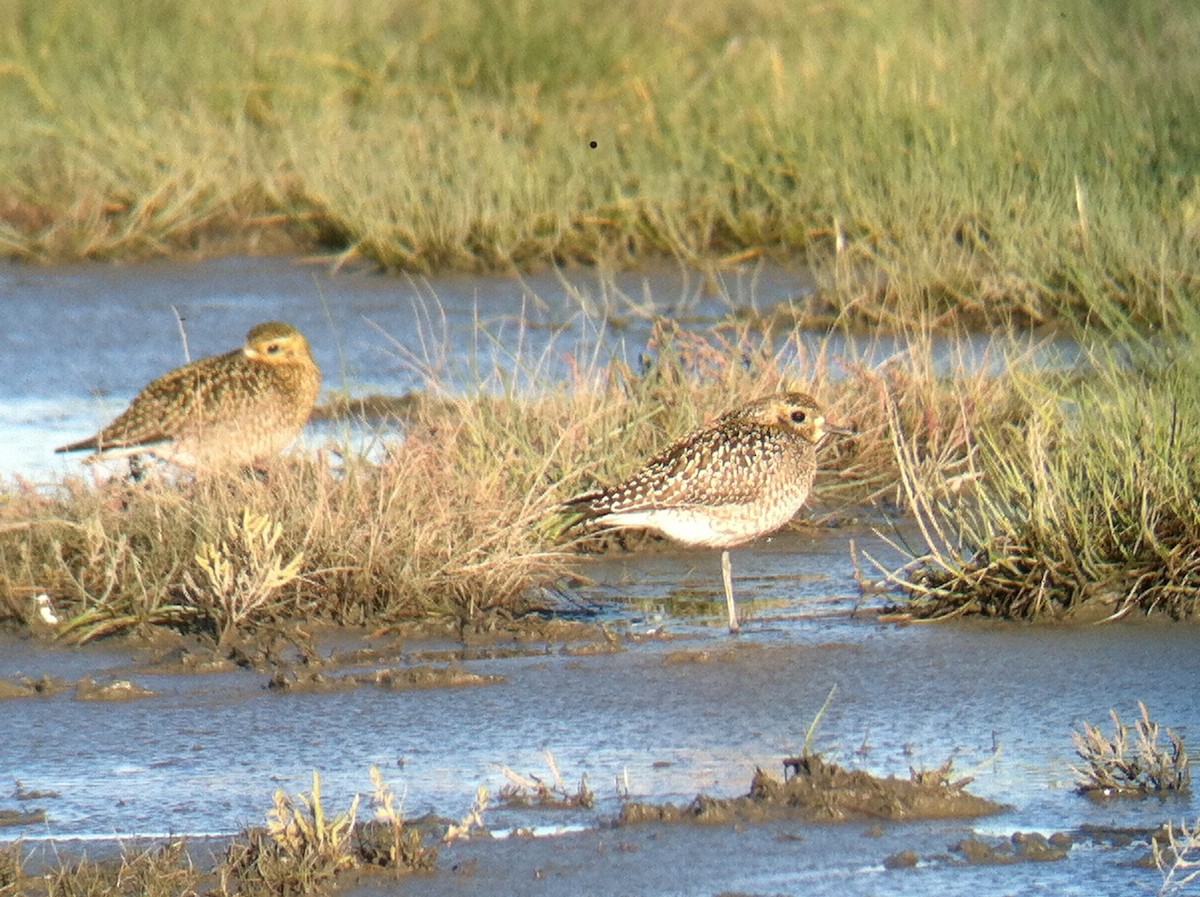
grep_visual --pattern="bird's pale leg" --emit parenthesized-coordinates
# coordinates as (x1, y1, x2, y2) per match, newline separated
(721, 550, 739, 633)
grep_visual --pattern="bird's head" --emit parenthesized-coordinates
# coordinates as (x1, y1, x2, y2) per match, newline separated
(242, 321, 315, 366)
(732, 391, 856, 445)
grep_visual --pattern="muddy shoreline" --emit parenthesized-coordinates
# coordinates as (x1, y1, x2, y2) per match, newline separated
(3, 598, 1198, 896)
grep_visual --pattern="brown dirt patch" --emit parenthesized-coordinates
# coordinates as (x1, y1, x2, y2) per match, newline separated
(0, 675, 70, 699)
(74, 677, 156, 701)
(618, 755, 1005, 825)
(267, 664, 504, 693)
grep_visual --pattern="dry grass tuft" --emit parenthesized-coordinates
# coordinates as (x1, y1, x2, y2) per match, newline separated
(442, 786, 490, 844)
(2, 422, 573, 643)
(42, 842, 200, 897)
(880, 344, 1200, 621)
(357, 765, 438, 872)
(498, 749, 595, 810)
(0, 841, 24, 894)
(1072, 702, 1191, 797)
(221, 770, 360, 894)
(1155, 817, 1200, 897)
(220, 766, 438, 893)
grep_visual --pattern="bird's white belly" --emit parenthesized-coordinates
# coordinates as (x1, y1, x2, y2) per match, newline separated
(596, 501, 797, 550)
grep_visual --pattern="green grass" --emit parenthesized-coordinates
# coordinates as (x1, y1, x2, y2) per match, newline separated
(888, 329, 1200, 620)
(1, 0, 1197, 326)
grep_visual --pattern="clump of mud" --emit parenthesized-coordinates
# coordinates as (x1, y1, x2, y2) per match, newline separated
(618, 754, 1004, 825)
(74, 677, 155, 701)
(951, 830, 1072, 864)
(0, 808, 47, 827)
(1, 673, 159, 702)
(267, 664, 503, 693)
(0, 675, 68, 699)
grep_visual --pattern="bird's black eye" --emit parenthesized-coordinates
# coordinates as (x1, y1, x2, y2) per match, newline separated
(266, 342, 282, 355)
(791, 410, 807, 424)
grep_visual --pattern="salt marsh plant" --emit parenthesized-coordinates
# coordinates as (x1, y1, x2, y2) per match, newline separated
(186, 508, 305, 644)
(883, 343, 1200, 621)
(1071, 703, 1190, 797)
(1, 0, 1197, 329)
(498, 749, 595, 809)
(357, 765, 437, 872)
(222, 770, 359, 894)
(442, 786, 490, 844)
(220, 767, 437, 894)
(1156, 818, 1200, 897)
(265, 771, 359, 867)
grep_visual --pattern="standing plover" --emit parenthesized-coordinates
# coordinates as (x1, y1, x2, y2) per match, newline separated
(563, 392, 853, 632)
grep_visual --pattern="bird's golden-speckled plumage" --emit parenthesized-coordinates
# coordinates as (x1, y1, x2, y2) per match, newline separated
(56, 321, 321, 471)
(563, 392, 853, 631)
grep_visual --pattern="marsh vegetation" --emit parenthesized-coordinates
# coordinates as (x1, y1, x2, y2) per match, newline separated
(0, 0, 1196, 632)
(1, 316, 1199, 642)
(885, 339, 1200, 622)
(0, 4, 1196, 897)
(1072, 702, 1191, 798)
(1, 0, 1196, 329)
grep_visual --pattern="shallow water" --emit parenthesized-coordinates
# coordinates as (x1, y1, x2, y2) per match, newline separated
(3, 256, 800, 476)
(0, 255, 1080, 477)
(2, 526, 1198, 897)
(0, 258, 1190, 895)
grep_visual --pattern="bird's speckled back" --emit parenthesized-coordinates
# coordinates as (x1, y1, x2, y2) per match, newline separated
(56, 321, 321, 470)
(563, 392, 838, 548)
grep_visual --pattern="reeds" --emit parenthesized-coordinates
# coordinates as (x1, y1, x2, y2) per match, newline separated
(5, 317, 1002, 642)
(1072, 703, 1191, 797)
(883, 343, 1200, 621)
(1, 1, 1196, 328)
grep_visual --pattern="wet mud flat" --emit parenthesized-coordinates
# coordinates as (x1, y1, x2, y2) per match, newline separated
(1, 533, 1198, 896)
(344, 819, 1173, 897)
(3, 591, 1199, 896)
